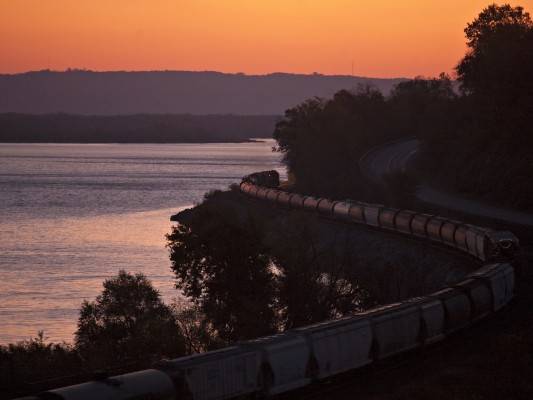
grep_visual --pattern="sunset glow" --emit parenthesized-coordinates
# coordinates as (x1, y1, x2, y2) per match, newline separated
(1, 0, 531, 78)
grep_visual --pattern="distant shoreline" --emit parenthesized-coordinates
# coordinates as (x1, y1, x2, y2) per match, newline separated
(0, 139, 262, 144)
(0, 113, 278, 144)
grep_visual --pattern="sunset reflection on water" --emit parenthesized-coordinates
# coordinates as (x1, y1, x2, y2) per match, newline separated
(0, 141, 283, 345)
(0, 206, 187, 344)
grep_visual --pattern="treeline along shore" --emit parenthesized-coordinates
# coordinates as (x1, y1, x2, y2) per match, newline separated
(0, 113, 279, 143)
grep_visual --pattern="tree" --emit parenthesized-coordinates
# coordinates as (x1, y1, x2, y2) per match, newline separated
(266, 213, 370, 329)
(167, 195, 277, 344)
(273, 85, 393, 199)
(441, 3, 533, 208)
(75, 270, 185, 368)
(1, 331, 82, 397)
(456, 4, 533, 102)
(462, 4, 531, 54)
(389, 74, 457, 141)
(171, 303, 226, 355)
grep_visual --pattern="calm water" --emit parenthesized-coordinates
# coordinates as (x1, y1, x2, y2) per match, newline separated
(0, 141, 284, 344)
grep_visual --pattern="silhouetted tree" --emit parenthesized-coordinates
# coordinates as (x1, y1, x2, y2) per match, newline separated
(266, 214, 369, 329)
(75, 270, 185, 369)
(457, 4, 532, 95)
(167, 197, 277, 344)
(0, 331, 82, 398)
(171, 303, 226, 355)
(456, 4, 533, 130)
(273, 85, 393, 199)
(389, 74, 457, 139)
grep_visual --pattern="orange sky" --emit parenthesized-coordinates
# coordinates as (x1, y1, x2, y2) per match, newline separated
(1, 0, 531, 78)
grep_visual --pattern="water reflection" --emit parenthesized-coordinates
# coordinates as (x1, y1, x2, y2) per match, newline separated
(0, 141, 283, 344)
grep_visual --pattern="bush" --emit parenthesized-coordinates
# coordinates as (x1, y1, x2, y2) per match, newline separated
(75, 270, 185, 369)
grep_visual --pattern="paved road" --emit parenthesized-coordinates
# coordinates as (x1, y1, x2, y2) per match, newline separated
(359, 138, 533, 227)
(359, 138, 421, 186)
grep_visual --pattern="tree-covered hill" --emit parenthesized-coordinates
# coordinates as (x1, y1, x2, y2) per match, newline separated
(0, 113, 278, 143)
(0, 71, 405, 115)
(273, 4, 533, 210)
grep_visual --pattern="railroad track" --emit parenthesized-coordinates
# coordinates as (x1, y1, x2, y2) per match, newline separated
(19, 171, 519, 400)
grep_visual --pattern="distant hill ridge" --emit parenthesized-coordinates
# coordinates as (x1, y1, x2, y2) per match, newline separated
(0, 70, 407, 115)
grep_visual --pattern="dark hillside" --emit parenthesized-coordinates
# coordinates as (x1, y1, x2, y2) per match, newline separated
(0, 70, 406, 116)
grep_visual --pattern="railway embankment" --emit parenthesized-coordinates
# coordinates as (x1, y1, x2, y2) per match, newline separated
(299, 243, 532, 400)
(353, 140, 533, 398)
(281, 208, 532, 400)
(25, 180, 526, 399)
(236, 174, 527, 399)
(172, 188, 479, 305)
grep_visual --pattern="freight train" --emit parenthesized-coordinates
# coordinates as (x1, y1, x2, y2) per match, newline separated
(19, 171, 518, 400)
(239, 173, 519, 264)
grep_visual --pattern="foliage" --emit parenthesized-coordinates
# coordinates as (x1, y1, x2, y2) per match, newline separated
(388, 73, 457, 141)
(167, 190, 375, 342)
(457, 4, 532, 94)
(75, 270, 185, 369)
(265, 213, 370, 329)
(0, 331, 83, 399)
(273, 4, 533, 210)
(382, 171, 419, 209)
(167, 198, 278, 343)
(456, 4, 533, 133)
(172, 303, 227, 355)
(273, 85, 394, 198)
(272, 77, 455, 204)
(418, 3, 533, 209)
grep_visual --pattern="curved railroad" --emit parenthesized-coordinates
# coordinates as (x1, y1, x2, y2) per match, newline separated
(19, 170, 519, 400)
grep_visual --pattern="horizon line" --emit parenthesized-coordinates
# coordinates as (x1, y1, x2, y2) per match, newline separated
(1, 68, 418, 80)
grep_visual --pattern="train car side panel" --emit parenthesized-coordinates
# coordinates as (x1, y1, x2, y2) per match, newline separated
(431, 288, 472, 333)
(378, 208, 398, 231)
(294, 317, 373, 380)
(289, 193, 307, 210)
(454, 279, 492, 321)
(454, 225, 470, 253)
(249, 185, 261, 198)
(246, 334, 311, 396)
(43, 369, 176, 400)
(164, 347, 261, 400)
(464, 227, 480, 258)
(411, 214, 433, 239)
(255, 187, 270, 200)
(363, 204, 381, 227)
(426, 217, 447, 243)
(276, 191, 292, 208)
(361, 305, 421, 359)
(348, 203, 366, 224)
(395, 211, 417, 235)
(317, 199, 337, 216)
(468, 263, 515, 310)
(407, 297, 446, 345)
(303, 196, 321, 213)
(333, 201, 352, 220)
(441, 220, 461, 248)
(265, 190, 281, 204)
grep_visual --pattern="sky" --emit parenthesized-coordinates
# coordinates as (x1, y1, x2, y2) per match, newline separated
(1, 0, 531, 78)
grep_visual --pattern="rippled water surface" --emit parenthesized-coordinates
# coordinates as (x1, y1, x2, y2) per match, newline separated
(0, 141, 283, 344)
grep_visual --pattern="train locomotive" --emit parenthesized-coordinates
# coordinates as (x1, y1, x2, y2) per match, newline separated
(20, 171, 518, 400)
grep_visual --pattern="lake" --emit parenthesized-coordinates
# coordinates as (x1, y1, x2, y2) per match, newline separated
(0, 140, 284, 344)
